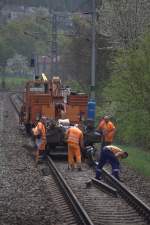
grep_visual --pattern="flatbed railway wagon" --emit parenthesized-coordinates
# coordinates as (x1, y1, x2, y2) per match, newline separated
(20, 76, 101, 159)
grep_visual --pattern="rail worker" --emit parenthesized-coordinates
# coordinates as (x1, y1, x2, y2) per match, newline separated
(97, 115, 116, 149)
(32, 116, 47, 163)
(95, 145, 128, 181)
(66, 123, 84, 171)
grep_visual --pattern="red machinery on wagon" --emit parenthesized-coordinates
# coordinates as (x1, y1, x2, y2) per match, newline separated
(21, 75, 88, 133)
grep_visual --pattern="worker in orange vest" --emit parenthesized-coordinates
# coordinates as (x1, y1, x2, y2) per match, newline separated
(96, 145, 128, 181)
(97, 115, 116, 149)
(66, 124, 84, 171)
(32, 117, 47, 163)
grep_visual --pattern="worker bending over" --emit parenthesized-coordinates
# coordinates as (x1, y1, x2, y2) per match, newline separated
(32, 117, 47, 163)
(97, 115, 116, 149)
(66, 124, 84, 171)
(95, 145, 128, 181)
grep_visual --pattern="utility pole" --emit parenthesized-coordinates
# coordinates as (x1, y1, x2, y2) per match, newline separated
(33, 54, 40, 79)
(91, 0, 96, 99)
(87, 0, 96, 122)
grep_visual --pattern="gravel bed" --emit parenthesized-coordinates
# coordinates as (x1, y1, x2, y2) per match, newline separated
(99, 164, 150, 210)
(95, 147, 150, 207)
(55, 161, 148, 225)
(120, 164, 150, 207)
(0, 92, 67, 225)
(1, 91, 149, 225)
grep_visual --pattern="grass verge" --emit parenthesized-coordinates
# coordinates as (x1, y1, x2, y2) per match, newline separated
(118, 145, 150, 177)
(0, 76, 29, 89)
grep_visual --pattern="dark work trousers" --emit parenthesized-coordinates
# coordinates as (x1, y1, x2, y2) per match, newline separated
(96, 147, 120, 180)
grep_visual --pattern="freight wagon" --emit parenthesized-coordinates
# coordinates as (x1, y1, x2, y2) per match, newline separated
(20, 75, 101, 161)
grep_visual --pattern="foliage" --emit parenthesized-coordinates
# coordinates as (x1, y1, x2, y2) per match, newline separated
(0, 36, 15, 66)
(59, 15, 91, 92)
(59, 15, 112, 96)
(102, 31, 150, 149)
(0, 0, 91, 12)
(0, 14, 50, 68)
(98, 0, 150, 47)
(64, 79, 84, 93)
(5, 53, 32, 76)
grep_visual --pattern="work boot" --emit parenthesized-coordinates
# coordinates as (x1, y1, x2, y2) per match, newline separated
(95, 168, 102, 180)
(95, 176, 102, 180)
(76, 162, 82, 171)
(112, 171, 121, 181)
(68, 164, 75, 171)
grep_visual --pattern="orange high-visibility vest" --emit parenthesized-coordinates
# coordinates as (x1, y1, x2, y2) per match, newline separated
(99, 121, 115, 142)
(66, 127, 83, 145)
(36, 122, 46, 139)
(106, 145, 125, 159)
(106, 145, 122, 154)
(36, 121, 46, 151)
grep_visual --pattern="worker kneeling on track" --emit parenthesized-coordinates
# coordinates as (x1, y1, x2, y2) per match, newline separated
(32, 116, 47, 163)
(95, 145, 128, 181)
(66, 123, 84, 171)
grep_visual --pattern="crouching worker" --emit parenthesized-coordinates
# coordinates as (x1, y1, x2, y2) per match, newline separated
(66, 124, 84, 171)
(95, 145, 128, 181)
(32, 117, 47, 163)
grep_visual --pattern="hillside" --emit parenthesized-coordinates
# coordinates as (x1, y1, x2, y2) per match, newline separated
(0, 0, 92, 12)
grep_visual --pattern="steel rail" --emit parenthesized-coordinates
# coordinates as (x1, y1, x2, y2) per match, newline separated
(47, 156, 94, 225)
(102, 168, 150, 223)
(9, 94, 20, 115)
(91, 177, 118, 197)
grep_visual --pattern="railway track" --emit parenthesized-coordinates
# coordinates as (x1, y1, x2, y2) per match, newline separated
(53, 159, 150, 225)
(46, 157, 94, 225)
(9, 93, 94, 224)
(102, 169, 150, 222)
(10, 92, 150, 225)
(2, 91, 83, 224)
(9, 93, 23, 115)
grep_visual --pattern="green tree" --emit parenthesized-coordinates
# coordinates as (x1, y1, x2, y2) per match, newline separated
(0, 14, 51, 68)
(102, 31, 150, 149)
(0, 0, 90, 11)
(0, 36, 15, 66)
(59, 15, 112, 94)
